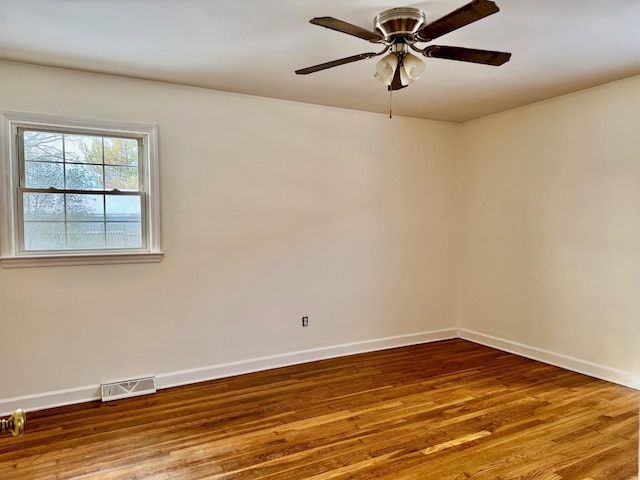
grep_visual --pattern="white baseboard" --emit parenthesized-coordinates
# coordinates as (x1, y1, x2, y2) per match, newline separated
(3, 327, 636, 415)
(155, 328, 459, 390)
(459, 328, 640, 390)
(0, 328, 457, 416)
(0, 385, 101, 417)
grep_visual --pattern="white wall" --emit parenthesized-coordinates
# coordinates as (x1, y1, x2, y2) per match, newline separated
(459, 76, 640, 386)
(0, 61, 459, 409)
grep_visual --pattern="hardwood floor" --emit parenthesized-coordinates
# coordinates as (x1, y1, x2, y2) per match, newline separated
(1, 339, 638, 479)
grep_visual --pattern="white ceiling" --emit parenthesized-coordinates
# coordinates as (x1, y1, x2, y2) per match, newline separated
(1, 0, 639, 122)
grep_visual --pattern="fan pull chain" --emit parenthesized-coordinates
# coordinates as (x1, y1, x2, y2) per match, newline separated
(389, 88, 393, 119)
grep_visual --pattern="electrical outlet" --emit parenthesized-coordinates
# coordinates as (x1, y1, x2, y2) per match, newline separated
(302, 316, 309, 327)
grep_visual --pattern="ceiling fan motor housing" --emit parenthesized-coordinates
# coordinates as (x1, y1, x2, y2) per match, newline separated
(374, 8, 426, 41)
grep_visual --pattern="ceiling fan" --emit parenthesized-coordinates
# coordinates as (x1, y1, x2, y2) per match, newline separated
(295, 0, 511, 91)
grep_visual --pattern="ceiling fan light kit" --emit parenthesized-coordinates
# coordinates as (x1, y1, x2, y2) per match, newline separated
(296, 0, 511, 96)
(374, 43, 426, 88)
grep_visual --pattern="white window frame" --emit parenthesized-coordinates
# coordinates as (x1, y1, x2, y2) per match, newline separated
(0, 112, 162, 268)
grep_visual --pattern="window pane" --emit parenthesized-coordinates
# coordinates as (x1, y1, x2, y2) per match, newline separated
(66, 194, 105, 221)
(105, 195, 142, 248)
(64, 134, 103, 164)
(24, 222, 65, 250)
(106, 195, 141, 222)
(66, 163, 104, 190)
(67, 223, 105, 249)
(23, 131, 63, 163)
(23, 193, 64, 221)
(24, 161, 64, 188)
(105, 165, 139, 190)
(106, 223, 142, 248)
(104, 138, 138, 166)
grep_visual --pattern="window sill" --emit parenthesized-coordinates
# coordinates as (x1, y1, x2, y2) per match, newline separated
(1, 252, 163, 268)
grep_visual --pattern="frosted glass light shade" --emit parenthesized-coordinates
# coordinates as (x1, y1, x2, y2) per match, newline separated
(403, 53, 426, 82)
(374, 53, 398, 85)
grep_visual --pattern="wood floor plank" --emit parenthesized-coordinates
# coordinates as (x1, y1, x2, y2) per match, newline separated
(0, 339, 637, 479)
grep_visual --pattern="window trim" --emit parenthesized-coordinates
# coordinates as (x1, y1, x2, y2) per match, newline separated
(0, 112, 162, 268)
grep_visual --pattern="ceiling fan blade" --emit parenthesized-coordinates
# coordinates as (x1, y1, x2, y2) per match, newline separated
(423, 45, 511, 65)
(417, 0, 499, 42)
(310, 17, 384, 42)
(295, 52, 378, 75)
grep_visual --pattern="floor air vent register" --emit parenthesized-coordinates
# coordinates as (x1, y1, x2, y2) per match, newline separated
(101, 376, 156, 402)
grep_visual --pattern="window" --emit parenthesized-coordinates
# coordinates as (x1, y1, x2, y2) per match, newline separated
(0, 112, 162, 267)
